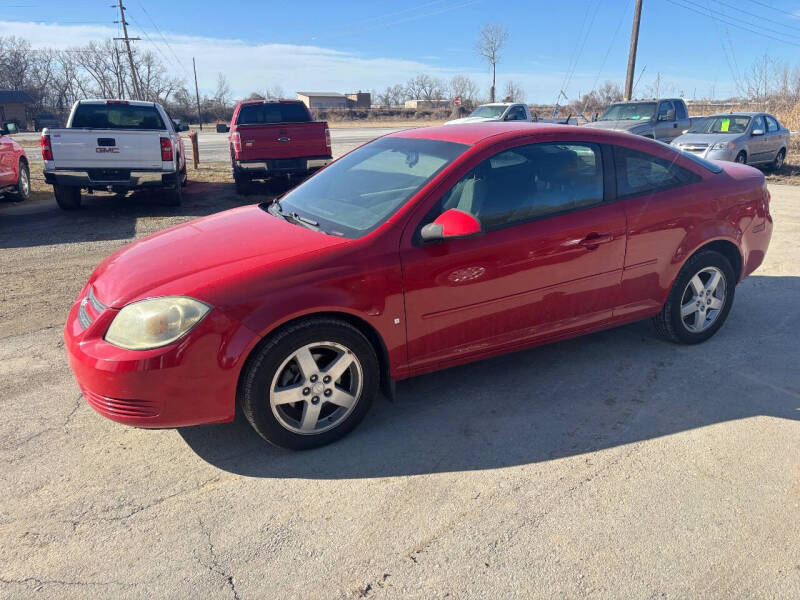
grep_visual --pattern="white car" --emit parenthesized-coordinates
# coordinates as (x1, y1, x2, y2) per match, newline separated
(42, 99, 187, 209)
(445, 102, 531, 125)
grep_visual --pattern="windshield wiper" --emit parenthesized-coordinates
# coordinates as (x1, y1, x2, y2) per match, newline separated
(267, 200, 321, 232)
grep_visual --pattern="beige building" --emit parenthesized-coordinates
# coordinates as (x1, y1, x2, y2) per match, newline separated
(0, 90, 32, 127)
(404, 99, 451, 109)
(297, 92, 348, 109)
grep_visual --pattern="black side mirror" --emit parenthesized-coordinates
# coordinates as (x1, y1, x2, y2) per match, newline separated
(1, 122, 18, 135)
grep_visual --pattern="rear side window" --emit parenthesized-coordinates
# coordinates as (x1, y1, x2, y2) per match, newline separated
(71, 104, 165, 130)
(675, 102, 688, 120)
(236, 103, 310, 125)
(614, 146, 700, 197)
(765, 116, 779, 132)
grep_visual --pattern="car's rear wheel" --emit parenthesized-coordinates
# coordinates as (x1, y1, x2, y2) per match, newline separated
(7, 160, 30, 201)
(233, 168, 250, 195)
(735, 151, 747, 164)
(53, 185, 82, 210)
(653, 250, 736, 344)
(240, 318, 379, 449)
(771, 148, 785, 171)
(162, 183, 182, 206)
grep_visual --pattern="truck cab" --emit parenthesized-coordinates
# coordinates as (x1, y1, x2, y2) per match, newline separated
(444, 103, 531, 125)
(585, 98, 692, 143)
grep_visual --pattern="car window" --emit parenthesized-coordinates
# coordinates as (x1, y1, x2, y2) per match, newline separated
(236, 102, 310, 124)
(658, 101, 675, 119)
(436, 142, 604, 231)
(505, 106, 526, 121)
(71, 103, 165, 130)
(675, 102, 688, 120)
(614, 146, 699, 197)
(765, 116, 779, 132)
(752, 116, 765, 132)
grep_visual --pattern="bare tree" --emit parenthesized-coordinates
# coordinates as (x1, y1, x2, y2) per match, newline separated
(572, 81, 623, 117)
(449, 75, 479, 108)
(475, 23, 509, 103)
(212, 73, 231, 119)
(405, 74, 446, 101)
(503, 80, 525, 103)
(264, 85, 284, 100)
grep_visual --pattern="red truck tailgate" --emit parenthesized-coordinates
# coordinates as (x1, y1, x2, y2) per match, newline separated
(235, 122, 329, 161)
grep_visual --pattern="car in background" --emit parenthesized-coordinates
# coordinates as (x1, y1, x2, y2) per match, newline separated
(445, 102, 531, 125)
(65, 122, 772, 450)
(671, 112, 789, 169)
(42, 99, 187, 209)
(0, 122, 30, 201)
(33, 112, 62, 131)
(228, 100, 331, 194)
(584, 98, 692, 142)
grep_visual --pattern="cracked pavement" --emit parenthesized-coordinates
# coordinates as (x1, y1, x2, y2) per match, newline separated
(1, 181, 799, 599)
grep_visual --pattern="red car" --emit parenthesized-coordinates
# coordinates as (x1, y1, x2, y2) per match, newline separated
(0, 122, 31, 201)
(65, 122, 772, 449)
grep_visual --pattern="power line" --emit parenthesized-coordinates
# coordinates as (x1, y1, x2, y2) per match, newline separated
(711, 0, 800, 34)
(134, 0, 187, 73)
(665, 0, 800, 47)
(112, 1, 142, 100)
(589, 0, 633, 94)
(741, 0, 800, 19)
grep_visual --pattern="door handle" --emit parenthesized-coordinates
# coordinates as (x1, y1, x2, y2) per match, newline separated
(579, 233, 613, 248)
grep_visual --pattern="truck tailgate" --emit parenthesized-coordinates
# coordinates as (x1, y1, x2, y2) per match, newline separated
(235, 122, 329, 161)
(48, 129, 165, 170)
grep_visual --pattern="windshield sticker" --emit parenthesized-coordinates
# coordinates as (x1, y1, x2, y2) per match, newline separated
(632, 116, 640, 120)
(720, 118, 730, 132)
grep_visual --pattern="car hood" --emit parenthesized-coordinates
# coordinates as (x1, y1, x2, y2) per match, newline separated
(584, 119, 651, 132)
(444, 115, 501, 125)
(671, 132, 745, 146)
(90, 204, 349, 308)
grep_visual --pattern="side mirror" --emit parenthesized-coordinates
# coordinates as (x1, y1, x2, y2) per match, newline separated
(1, 122, 18, 135)
(751, 128, 764, 136)
(681, 129, 689, 134)
(420, 209, 482, 243)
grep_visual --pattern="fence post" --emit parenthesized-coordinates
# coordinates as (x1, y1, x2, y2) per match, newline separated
(188, 131, 199, 169)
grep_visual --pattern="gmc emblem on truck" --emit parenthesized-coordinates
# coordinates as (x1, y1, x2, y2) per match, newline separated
(96, 147, 120, 153)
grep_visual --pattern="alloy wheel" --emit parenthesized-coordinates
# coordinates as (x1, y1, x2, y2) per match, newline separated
(20, 169, 29, 195)
(679, 266, 727, 333)
(269, 341, 363, 435)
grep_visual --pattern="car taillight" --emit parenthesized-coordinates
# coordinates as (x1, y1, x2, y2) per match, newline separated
(325, 126, 331, 149)
(160, 137, 173, 162)
(41, 134, 53, 161)
(230, 131, 241, 154)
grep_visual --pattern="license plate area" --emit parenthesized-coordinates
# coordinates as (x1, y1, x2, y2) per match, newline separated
(88, 169, 131, 181)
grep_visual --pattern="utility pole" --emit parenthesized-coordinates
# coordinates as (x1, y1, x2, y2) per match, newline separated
(624, 0, 643, 101)
(113, 1, 142, 100)
(193, 57, 203, 131)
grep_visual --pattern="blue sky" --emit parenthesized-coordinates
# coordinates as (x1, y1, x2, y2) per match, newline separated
(2, 0, 800, 102)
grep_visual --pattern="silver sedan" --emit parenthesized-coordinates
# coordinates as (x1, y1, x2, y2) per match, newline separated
(671, 112, 790, 169)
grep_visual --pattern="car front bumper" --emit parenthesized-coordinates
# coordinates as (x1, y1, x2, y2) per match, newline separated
(64, 286, 258, 428)
(44, 169, 179, 189)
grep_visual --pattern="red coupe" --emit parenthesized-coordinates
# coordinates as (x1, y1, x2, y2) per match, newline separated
(65, 122, 773, 449)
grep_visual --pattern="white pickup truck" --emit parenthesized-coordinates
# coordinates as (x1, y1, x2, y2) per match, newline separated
(444, 102, 532, 125)
(42, 99, 187, 209)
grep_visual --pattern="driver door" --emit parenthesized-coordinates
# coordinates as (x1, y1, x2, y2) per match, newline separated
(399, 141, 626, 374)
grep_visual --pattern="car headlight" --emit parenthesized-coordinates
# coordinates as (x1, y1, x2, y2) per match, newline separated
(105, 296, 211, 350)
(712, 141, 734, 151)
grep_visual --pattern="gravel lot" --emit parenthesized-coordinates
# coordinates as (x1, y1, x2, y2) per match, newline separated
(1, 174, 798, 599)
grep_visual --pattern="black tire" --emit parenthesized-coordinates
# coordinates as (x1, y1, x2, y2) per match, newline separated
(53, 184, 82, 210)
(239, 318, 379, 450)
(770, 148, 786, 171)
(652, 250, 736, 345)
(7, 160, 30, 201)
(162, 183, 182, 206)
(233, 168, 250, 196)
(179, 159, 188, 187)
(735, 151, 747, 164)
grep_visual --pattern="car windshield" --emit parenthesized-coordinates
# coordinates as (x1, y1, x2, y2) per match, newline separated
(272, 137, 468, 238)
(599, 102, 656, 121)
(71, 103, 165, 130)
(469, 105, 507, 118)
(688, 116, 751, 134)
(237, 102, 310, 124)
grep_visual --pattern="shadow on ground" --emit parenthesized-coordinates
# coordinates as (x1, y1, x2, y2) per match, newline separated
(179, 274, 800, 480)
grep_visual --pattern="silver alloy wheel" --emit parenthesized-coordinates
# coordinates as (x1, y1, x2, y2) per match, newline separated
(775, 150, 785, 169)
(735, 152, 746, 164)
(680, 266, 727, 333)
(269, 341, 363, 435)
(19, 167, 29, 195)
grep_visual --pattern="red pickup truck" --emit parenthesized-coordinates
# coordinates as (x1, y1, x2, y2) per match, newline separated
(0, 122, 30, 202)
(229, 100, 331, 193)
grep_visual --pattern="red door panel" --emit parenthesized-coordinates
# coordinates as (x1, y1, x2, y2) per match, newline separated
(400, 203, 626, 374)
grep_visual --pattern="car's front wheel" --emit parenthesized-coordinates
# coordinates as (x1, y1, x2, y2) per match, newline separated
(653, 250, 736, 344)
(735, 151, 747, 164)
(240, 318, 379, 449)
(7, 160, 30, 201)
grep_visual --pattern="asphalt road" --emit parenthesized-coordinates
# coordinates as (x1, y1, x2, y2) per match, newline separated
(18, 127, 406, 164)
(1, 182, 799, 599)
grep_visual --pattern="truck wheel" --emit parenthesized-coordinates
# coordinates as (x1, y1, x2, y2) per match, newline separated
(179, 159, 188, 187)
(54, 185, 82, 210)
(233, 169, 250, 195)
(162, 184, 182, 207)
(7, 160, 30, 201)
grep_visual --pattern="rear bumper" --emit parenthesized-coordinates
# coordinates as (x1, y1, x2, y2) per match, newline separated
(235, 156, 331, 177)
(44, 169, 179, 189)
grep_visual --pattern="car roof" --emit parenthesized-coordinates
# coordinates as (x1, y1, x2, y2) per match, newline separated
(78, 99, 156, 107)
(390, 122, 607, 146)
(707, 112, 762, 118)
